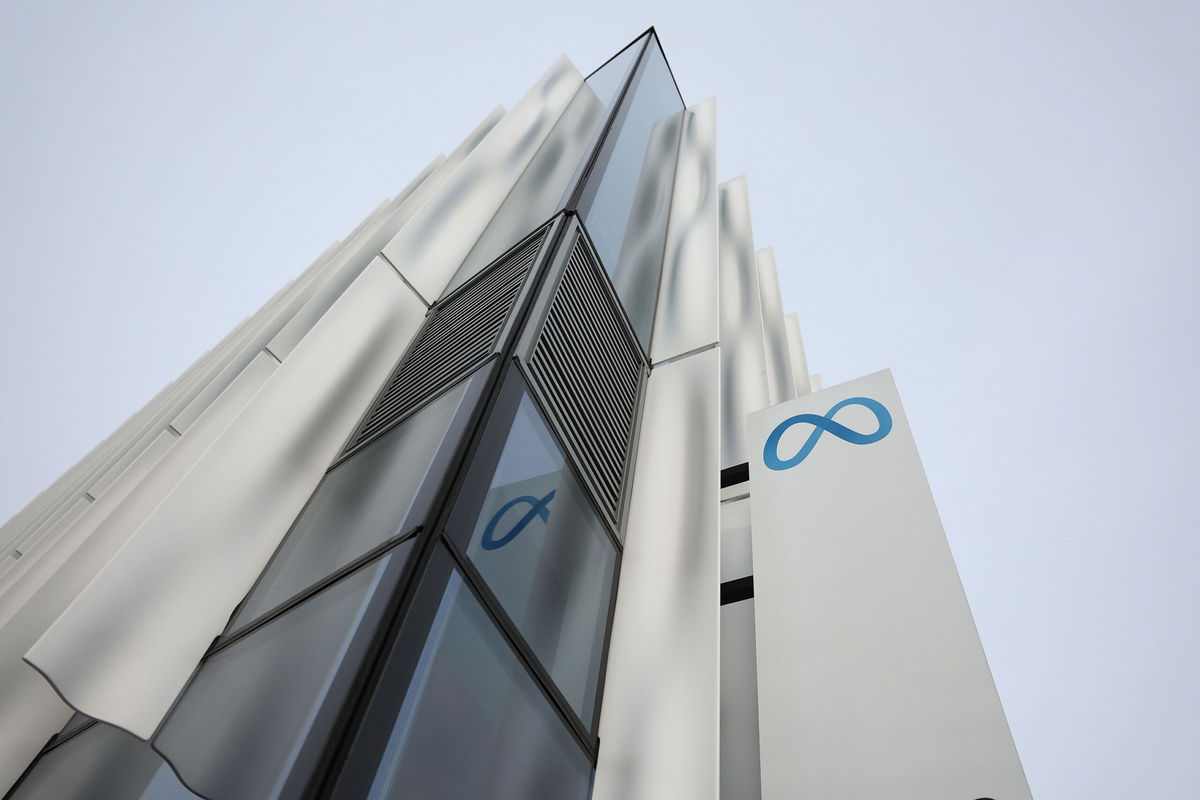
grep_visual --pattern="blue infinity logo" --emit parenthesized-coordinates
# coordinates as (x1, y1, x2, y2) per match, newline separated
(763, 397, 893, 470)
(481, 489, 556, 550)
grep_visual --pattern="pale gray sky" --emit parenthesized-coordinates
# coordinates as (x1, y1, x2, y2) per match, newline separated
(2, 1, 1197, 797)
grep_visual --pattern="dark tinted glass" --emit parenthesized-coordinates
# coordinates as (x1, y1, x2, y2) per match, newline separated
(449, 385, 616, 727)
(365, 572, 592, 800)
(580, 36, 684, 345)
(231, 378, 471, 629)
(10, 723, 196, 799)
(155, 556, 396, 800)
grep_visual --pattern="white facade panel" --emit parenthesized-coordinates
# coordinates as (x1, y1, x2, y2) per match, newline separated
(784, 312, 812, 397)
(720, 599, 762, 800)
(717, 177, 769, 468)
(593, 348, 720, 800)
(747, 370, 1031, 800)
(0, 351, 281, 795)
(25, 260, 427, 740)
(382, 56, 583, 302)
(445, 86, 606, 293)
(651, 98, 719, 364)
(755, 248, 795, 404)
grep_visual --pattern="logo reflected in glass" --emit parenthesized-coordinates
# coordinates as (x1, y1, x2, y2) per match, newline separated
(763, 396, 893, 471)
(480, 489, 557, 550)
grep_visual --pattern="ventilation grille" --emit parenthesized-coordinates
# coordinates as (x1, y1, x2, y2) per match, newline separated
(526, 236, 645, 521)
(344, 228, 546, 454)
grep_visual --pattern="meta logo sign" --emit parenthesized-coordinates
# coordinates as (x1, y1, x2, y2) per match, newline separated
(763, 396, 893, 471)
(481, 489, 556, 550)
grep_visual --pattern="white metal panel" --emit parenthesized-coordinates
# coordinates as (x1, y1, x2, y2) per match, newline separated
(593, 348, 720, 800)
(784, 313, 813, 397)
(17, 430, 175, 561)
(717, 177, 769, 468)
(262, 150, 458, 361)
(719, 496, 753, 583)
(747, 370, 1031, 799)
(267, 106, 508, 360)
(720, 599, 762, 800)
(651, 99, 719, 363)
(755, 248, 795, 404)
(0, 352, 282, 795)
(444, 85, 606, 294)
(809, 373, 823, 392)
(26, 260, 426, 740)
(382, 56, 583, 302)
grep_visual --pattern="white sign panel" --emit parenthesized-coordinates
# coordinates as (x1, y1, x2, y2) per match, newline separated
(747, 369, 1030, 800)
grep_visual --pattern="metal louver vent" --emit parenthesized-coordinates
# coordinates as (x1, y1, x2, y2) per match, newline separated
(343, 227, 547, 455)
(526, 235, 645, 522)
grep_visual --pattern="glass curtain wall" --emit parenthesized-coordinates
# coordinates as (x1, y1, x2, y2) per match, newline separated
(10, 31, 681, 800)
(574, 33, 685, 349)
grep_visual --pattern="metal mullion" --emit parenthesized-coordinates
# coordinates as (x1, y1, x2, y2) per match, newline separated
(432, 220, 551, 308)
(211, 527, 421, 655)
(440, 536, 599, 758)
(357, 367, 478, 442)
(566, 33, 652, 213)
(583, 27, 652, 81)
(335, 360, 496, 466)
(308, 214, 574, 798)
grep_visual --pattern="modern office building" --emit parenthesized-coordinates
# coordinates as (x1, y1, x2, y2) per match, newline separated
(0, 30, 1030, 799)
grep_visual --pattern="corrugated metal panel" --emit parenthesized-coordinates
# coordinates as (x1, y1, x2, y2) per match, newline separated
(524, 234, 645, 524)
(344, 225, 548, 455)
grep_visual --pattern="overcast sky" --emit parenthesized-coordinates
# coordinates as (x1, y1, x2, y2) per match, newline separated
(2, 1, 1197, 797)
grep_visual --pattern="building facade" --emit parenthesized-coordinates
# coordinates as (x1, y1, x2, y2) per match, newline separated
(0, 31, 1029, 799)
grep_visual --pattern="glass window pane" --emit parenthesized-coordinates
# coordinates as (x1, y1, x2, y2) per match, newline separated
(581, 37, 684, 345)
(584, 33, 645, 110)
(231, 378, 470, 629)
(10, 723, 196, 799)
(449, 388, 617, 728)
(367, 572, 591, 800)
(155, 556, 395, 800)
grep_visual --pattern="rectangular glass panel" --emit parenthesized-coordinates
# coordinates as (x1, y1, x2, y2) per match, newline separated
(155, 555, 395, 800)
(11, 723, 196, 799)
(231, 378, 470, 629)
(448, 379, 616, 728)
(366, 571, 591, 800)
(580, 36, 684, 346)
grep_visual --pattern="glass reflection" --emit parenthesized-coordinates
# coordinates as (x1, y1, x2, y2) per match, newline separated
(10, 723, 197, 799)
(449, 378, 616, 728)
(231, 379, 470, 629)
(580, 36, 684, 345)
(155, 557, 393, 800)
(367, 571, 591, 800)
